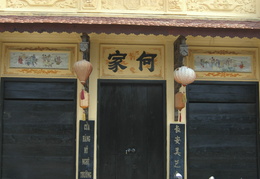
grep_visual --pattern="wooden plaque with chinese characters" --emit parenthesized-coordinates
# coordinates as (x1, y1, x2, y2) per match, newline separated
(78, 120, 95, 179)
(100, 44, 164, 79)
(170, 124, 185, 179)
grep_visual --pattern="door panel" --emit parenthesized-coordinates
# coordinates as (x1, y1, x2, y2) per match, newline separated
(0, 78, 77, 179)
(97, 80, 166, 179)
(116, 85, 147, 179)
(187, 81, 259, 179)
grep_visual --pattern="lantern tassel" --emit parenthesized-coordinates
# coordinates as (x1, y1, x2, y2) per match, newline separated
(80, 89, 85, 100)
(179, 110, 182, 122)
(80, 88, 89, 109)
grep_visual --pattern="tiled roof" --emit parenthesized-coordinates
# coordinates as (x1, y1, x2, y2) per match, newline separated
(0, 15, 260, 38)
(0, 15, 259, 29)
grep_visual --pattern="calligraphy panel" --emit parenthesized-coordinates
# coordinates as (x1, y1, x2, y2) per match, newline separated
(78, 120, 95, 179)
(170, 124, 185, 179)
(100, 44, 164, 79)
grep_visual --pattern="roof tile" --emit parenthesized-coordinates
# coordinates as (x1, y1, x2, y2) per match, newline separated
(0, 15, 259, 29)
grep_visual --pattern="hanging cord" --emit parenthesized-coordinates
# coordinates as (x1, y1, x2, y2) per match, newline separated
(178, 110, 182, 122)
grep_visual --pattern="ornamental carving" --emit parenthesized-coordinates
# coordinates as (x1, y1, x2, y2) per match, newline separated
(101, 0, 164, 11)
(5, 0, 257, 15)
(7, 0, 77, 8)
(168, 0, 184, 11)
(7, 0, 27, 8)
(81, 0, 97, 10)
(187, 0, 256, 13)
(123, 0, 140, 10)
(54, 0, 77, 8)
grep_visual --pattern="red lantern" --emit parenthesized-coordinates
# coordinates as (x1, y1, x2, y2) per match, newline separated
(174, 66, 196, 86)
(73, 60, 93, 85)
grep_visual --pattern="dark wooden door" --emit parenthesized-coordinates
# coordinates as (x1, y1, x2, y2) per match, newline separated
(97, 80, 166, 179)
(187, 81, 259, 179)
(0, 78, 77, 179)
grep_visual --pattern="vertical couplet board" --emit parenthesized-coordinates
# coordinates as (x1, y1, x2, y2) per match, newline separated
(170, 124, 185, 179)
(78, 120, 95, 179)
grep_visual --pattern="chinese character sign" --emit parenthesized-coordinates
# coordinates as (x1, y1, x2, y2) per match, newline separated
(78, 121, 94, 179)
(108, 50, 127, 72)
(170, 124, 185, 179)
(100, 45, 164, 78)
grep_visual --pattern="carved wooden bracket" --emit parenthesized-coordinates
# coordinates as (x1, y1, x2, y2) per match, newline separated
(80, 33, 90, 61)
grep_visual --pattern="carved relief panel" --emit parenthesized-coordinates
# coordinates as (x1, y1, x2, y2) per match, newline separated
(187, 0, 256, 14)
(101, 0, 164, 11)
(6, 0, 77, 9)
(2, 0, 258, 17)
(80, 0, 97, 10)
(168, 0, 185, 12)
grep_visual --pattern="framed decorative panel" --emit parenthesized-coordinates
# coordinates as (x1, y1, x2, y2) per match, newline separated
(100, 44, 164, 79)
(2, 43, 77, 77)
(187, 47, 258, 80)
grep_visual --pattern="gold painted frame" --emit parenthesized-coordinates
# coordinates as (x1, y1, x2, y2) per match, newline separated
(100, 44, 165, 79)
(187, 47, 258, 80)
(2, 43, 77, 77)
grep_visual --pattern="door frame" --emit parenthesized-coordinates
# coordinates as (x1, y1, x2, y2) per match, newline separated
(96, 79, 167, 179)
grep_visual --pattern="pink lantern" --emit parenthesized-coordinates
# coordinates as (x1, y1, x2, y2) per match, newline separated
(73, 60, 93, 85)
(174, 66, 196, 86)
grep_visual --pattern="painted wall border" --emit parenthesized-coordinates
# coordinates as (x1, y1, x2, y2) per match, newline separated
(2, 43, 77, 77)
(187, 46, 258, 80)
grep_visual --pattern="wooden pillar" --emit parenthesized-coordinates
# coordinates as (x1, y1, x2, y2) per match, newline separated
(173, 35, 188, 121)
(80, 33, 90, 120)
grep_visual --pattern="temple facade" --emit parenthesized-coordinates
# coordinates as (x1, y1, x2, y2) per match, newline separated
(0, 1, 260, 179)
